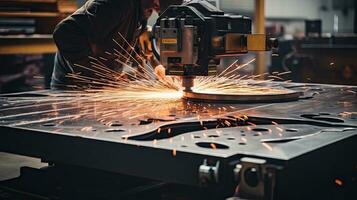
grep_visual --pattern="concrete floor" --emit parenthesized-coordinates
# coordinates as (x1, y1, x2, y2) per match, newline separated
(0, 152, 47, 181)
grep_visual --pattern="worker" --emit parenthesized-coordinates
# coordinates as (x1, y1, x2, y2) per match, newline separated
(51, 0, 181, 89)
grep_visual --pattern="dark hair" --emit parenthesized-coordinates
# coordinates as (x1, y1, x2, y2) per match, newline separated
(160, 0, 183, 13)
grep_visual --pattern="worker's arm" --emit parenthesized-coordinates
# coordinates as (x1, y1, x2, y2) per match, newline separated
(138, 29, 167, 80)
(52, 19, 90, 64)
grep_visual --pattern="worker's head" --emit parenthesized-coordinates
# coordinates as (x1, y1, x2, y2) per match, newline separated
(141, 0, 183, 19)
(141, 0, 160, 19)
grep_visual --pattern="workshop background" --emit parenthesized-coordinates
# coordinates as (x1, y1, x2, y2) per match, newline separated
(0, 0, 356, 93)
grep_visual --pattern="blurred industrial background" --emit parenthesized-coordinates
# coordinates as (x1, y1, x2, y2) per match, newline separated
(0, 0, 356, 93)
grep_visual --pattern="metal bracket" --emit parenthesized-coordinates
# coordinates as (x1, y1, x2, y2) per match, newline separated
(198, 159, 220, 186)
(233, 163, 243, 182)
(234, 157, 282, 200)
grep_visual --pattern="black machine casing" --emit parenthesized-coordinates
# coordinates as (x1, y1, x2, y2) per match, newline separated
(153, 1, 253, 77)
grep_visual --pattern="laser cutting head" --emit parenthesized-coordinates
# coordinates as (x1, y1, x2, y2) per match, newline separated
(152, 1, 277, 91)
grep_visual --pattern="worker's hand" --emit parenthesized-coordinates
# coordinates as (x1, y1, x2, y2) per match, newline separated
(154, 64, 166, 80)
(154, 65, 179, 90)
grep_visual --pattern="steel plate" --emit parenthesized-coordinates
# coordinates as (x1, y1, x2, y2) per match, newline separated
(0, 82, 356, 187)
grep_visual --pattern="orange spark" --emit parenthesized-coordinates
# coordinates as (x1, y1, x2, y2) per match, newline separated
(81, 126, 93, 132)
(247, 122, 256, 126)
(210, 143, 217, 149)
(276, 127, 284, 132)
(347, 90, 356, 94)
(262, 143, 273, 151)
(334, 178, 343, 186)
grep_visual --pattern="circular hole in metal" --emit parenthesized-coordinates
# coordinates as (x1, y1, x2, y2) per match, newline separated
(110, 123, 123, 127)
(239, 142, 246, 145)
(42, 123, 56, 127)
(194, 135, 201, 138)
(319, 113, 330, 116)
(240, 130, 245, 133)
(227, 137, 235, 140)
(196, 142, 229, 149)
(301, 114, 344, 123)
(181, 145, 187, 148)
(105, 129, 125, 133)
(301, 114, 319, 118)
(253, 133, 260, 136)
(286, 128, 298, 132)
(208, 135, 219, 138)
(241, 134, 246, 136)
(252, 128, 269, 132)
(315, 117, 344, 123)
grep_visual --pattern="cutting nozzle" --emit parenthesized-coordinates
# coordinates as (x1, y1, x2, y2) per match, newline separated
(182, 76, 195, 92)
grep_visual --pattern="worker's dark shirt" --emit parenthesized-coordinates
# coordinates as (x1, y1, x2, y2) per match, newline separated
(51, 0, 144, 89)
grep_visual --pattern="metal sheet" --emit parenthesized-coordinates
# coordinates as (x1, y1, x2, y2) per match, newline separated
(0, 82, 356, 186)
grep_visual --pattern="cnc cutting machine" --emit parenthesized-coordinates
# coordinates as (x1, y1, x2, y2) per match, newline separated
(152, 1, 277, 91)
(0, 1, 356, 200)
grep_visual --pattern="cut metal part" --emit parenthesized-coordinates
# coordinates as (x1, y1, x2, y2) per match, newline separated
(183, 89, 302, 103)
